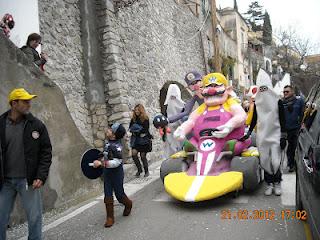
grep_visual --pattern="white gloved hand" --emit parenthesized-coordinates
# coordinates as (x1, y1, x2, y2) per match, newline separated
(211, 124, 233, 139)
(174, 126, 186, 141)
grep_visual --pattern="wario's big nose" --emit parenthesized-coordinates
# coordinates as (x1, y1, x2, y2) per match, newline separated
(202, 87, 225, 97)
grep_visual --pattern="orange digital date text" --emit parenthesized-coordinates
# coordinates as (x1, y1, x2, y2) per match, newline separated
(220, 209, 307, 221)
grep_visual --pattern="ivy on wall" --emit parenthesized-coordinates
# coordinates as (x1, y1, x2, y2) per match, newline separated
(221, 56, 236, 77)
(208, 56, 235, 78)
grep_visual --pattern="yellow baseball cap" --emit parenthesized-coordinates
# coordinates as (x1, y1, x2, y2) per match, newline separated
(8, 88, 37, 103)
(202, 73, 228, 87)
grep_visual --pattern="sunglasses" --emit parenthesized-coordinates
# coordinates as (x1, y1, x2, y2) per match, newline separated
(283, 91, 290, 94)
(189, 80, 201, 86)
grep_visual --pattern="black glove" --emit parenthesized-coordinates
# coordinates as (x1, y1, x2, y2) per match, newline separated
(280, 137, 287, 149)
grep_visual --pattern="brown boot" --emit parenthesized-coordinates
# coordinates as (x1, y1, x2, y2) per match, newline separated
(120, 195, 132, 216)
(104, 197, 114, 227)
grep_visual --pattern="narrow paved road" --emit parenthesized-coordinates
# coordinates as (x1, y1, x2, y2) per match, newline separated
(8, 162, 308, 240)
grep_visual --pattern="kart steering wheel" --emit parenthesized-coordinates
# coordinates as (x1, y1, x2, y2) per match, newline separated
(199, 128, 219, 137)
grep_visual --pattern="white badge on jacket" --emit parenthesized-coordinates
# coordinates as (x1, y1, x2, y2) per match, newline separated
(32, 131, 40, 139)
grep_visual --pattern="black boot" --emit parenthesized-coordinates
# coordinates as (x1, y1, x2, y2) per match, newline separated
(141, 155, 149, 177)
(132, 155, 142, 177)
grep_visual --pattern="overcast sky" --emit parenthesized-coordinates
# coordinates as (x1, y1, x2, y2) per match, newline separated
(1, 0, 319, 54)
(0, 0, 39, 48)
(217, 0, 320, 54)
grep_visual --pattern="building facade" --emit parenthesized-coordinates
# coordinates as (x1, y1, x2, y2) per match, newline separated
(219, 7, 251, 90)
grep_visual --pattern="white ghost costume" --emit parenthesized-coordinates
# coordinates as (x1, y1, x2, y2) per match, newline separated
(255, 69, 282, 175)
(164, 84, 185, 158)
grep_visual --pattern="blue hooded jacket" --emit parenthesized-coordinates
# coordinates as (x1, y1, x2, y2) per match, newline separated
(283, 97, 304, 131)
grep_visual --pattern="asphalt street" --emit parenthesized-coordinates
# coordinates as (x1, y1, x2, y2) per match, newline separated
(7, 161, 309, 240)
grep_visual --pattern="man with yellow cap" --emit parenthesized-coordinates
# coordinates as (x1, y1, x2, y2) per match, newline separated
(0, 88, 52, 240)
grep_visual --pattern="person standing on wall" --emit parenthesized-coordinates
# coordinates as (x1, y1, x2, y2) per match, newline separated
(0, 88, 52, 240)
(20, 33, 48, 71)
(282, 85, 304, 172)
(0, 14, 15, 38)
(129, 104, 152, 177)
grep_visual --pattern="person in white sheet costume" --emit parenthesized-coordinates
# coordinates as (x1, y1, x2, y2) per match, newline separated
(164, 84, 186, 158)
(242, 69, 287, 196)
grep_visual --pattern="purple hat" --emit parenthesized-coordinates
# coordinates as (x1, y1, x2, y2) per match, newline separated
(184, 71, 202, 86)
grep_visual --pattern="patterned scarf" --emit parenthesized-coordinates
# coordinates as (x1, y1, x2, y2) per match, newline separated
(283, 95, 296, 112)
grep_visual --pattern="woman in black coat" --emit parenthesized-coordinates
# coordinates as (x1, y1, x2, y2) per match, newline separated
(129, 104, 152, 177)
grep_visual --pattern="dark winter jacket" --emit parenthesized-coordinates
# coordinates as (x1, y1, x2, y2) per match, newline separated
(20, 45, 46, 67)
(129, 118, 152, 152)
(283, 97, 304, 131)
(129, 118, 152, 138)
(0, 111, 52, 189)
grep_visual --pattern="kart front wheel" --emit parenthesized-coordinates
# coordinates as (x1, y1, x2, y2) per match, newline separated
(160, 158, 189, 182)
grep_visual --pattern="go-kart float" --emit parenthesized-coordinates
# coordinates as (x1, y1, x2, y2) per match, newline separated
(155, 73, 261, 202)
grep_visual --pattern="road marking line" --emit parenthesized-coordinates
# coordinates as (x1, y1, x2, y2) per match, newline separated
(303, 221, 313, 240)
(16, 161, 162, 239)
(17, 201, 99, 240)
(96, 195, 104, 200)
(284, 217, 289, 238)
(281, 174, 296, 206)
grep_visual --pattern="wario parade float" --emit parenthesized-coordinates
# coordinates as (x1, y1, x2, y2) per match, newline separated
(153, 73, 262, 202)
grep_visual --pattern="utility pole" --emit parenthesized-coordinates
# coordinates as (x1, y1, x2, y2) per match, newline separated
(211, 0, 221, 72)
